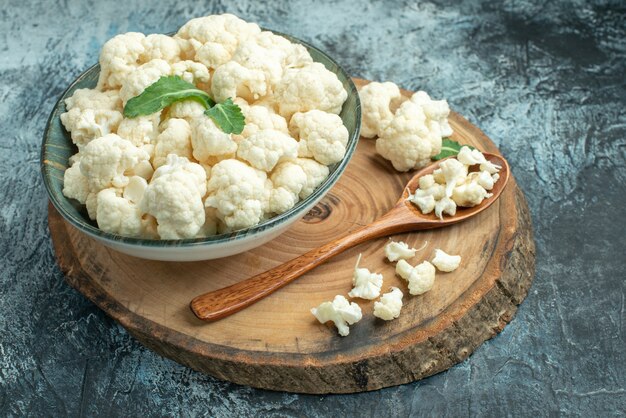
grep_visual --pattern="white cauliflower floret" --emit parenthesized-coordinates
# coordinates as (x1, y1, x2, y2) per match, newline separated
(141, 34, 181, 63)
(236, 129, 298, 172)
(171, 60, 211, 86)
(310, 295, 362, 337)
(79, 134, 150, 191)
(196, 206, 219, 237)
(62, 160, 90, 204)
(190, 116, 238, 163)
(432, 249, 461, 272)
(127, 160, 154, 181)
(409, 194, 436, 214)
(234, 102, 289, 140)
(60, 88, 123, 148)
(97, 32, 146, 90)
(122, 175, 148, 204)
(358, 81, 403, 138)
(250, 31, 313, 69)
(373, 287, 404, 321)
(269, 161, 307, 214)
(410, 91, 453, 138)
(231, 40, 284, 91)
(153, 118, 193, 168)
(141, 154, 207, 239)
(384, 240, 417, 262)
(469, 170, 496, 191)
(95, 187, 152, 238)
(457, 146, 501, 174)
(119, 59, 172, 104)
(348, 254, 383, 300)
(396, 259, 436, 295)
(274, 62, 347, 118)
(211, 61, 267, 103)
(167, 100, 206, 121)
(293, 158, 330, 199)
(289, 110, 349, 165)
(438, 158, 468, 197)
(204, 159, 269, 230)
(117, 112, 161, 147)
(451, 180, 489, 207)
(434, 196, 457, 220)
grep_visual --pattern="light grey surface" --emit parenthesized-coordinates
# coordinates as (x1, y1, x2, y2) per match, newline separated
(1, 0, 624, 416)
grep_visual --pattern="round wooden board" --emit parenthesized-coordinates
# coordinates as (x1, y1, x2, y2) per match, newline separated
(48, 79, 535, 394)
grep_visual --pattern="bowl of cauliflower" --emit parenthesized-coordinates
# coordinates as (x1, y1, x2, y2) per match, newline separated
(41, 14, 361, 261)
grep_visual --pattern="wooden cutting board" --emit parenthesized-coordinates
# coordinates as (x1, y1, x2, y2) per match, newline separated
(48, 79, 535, 394)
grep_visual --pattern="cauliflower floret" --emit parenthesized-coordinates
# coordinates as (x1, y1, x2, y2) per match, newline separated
(468, 170, 496, 191)
(249, 31, 313, 69)
(204, 159, 269, 230)
(141, 154, 207, 239)
(384, 240, 417, 262)
(438, 158, 468, 197)
(167, 100, 206, 121)
(358, 81, 403, 138)
(432, 249, 461, 272)
(153, 118, 193, 168)
(410, 91, 453, 138)
(117, 112, 161, 147)
(196, 206, 219, 237)
(79, 134, 150, 191)
(171, 60, 211, 87)
(119, 59, 172, 104)
(62, 160, 90, 204)
(234, 102, 289, 141)
(348, 253, 383, 300)
(175, 14, 261, 68)
(457, 146, 501, 174)
(396, 259, 436, 295)
(211, 61, 267, 103)
(409, 194, 436, 214)
(140, 34, 181, 63)
(434, 196, 457, 220)
(269, 161, 307, 214)
(310, 295, 362, 337)
(373, 287, 404, 321)
(289, 110, 349, 165)
(451, 180, 489, 207)
(375, 99, 442, 172)
(60, 88, 123, 148)
(231, 40, 284, 92)
(274, 62, 347, 118)
(97, 32, 146, 90)
(294, 158, 330, 199)
(236, 129, 298, 172)
(95, 186, 155, 238)
(190, 116, 238, 163)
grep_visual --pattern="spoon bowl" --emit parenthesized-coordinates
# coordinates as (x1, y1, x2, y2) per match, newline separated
(191, 153, 510, 321)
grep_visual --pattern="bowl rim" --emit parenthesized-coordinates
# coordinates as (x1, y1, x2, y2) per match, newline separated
(41, 29, 361, 248)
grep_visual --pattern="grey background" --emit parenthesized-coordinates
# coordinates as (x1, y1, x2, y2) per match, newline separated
(1, 0, 625, 416)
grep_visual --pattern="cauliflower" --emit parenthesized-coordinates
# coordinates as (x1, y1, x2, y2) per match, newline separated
(396, 259, 436, 295)
(432, 249, 461, 272)
(384, 240, 417, 262)
(119, 59, 172, 104)
(171, 60, 211, 87)
(375, 90, 452, 172)
(141, 34, 181, 63)
(470, 170, 496, 191)
(248, 31, 313, 69)
(141, 154, 207, 239)
(408, 194, 436, 214)
(153, 118, 193, 168)
(269, 161, 307, 214)
(274, 62, 347, 118)
(60, 88, 123, 148)
(438, 158, 468, 197)
(289, 110, 349, 165)
(310, 295, 362, 337)
(62, 160, 90, 204)
(358, 81, 403, 138)
(95, 186, 153, 238)
(79, 134, 151, 190)
(190, 116, 238, 163)
(211, 61, 267, 103)
(231, 40, 284, 91)
(234, 102, 289, 141)
(205, 159, 269, 230)
(97, 32, 146, 90)
(293, 158, 330, 199)
(434, 196, 457, 220)
(373, 287, 404, 321)
(117, 112, 161, 147)
(451, 180, 489, 207)
(167, 100, 206, 121)
(236, 129, 298, 172)
(457, 146, 501, 174)
(348, 254, 383, 300)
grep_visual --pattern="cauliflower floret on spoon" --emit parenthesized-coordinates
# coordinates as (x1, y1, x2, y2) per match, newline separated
(289, 110, 349, 165)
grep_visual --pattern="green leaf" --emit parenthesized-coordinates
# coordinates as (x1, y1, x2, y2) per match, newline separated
(123, 76, 215, 118)
(431, 138, 475, 161)
(204, 98, 245, 134)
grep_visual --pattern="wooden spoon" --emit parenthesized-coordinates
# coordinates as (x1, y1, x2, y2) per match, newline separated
(191, 153, 510, 321)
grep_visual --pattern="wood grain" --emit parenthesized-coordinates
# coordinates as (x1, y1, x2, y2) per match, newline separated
(48, 79, 535, 394)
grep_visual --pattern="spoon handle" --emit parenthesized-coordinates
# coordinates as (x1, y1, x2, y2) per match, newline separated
(191, 210, 414, 321)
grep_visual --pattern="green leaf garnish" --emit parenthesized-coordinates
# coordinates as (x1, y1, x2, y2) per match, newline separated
(431, 138, 475, 160)
(123, 76, 215, 118)
(204, 98, 245, 135)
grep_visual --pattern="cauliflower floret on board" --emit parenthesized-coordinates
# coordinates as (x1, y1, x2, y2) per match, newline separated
(274, 62, 347, 118)
(432, 249, 461, 272)
(119, 59, 172, 104)
(373, 287, 404, 321)
(117, 112, 161, 147)
(311, 295, 362, 337)
(211, 61, 267, 103)
(294, 158, 330, 199)
(190, 116, 238, 164)
(204, 159, 269, 231)
(153, 118, 193, 168)
(268, 161, 307, 214)
(396, 259, 436, 295)
(79, 134, 151, 191)
(348, 254, 384, 300)
(236, 129, 298, 172)
(384, 240, 417, 262)
(60, 88, 123, 148)
(410, 91, 453, 138)
(140, 34, 181, 64)
(289, 110, 349, 165)
(97, 32, 146, 90)
(358, 81, 403, 139)
(141, 154, 207, 239)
